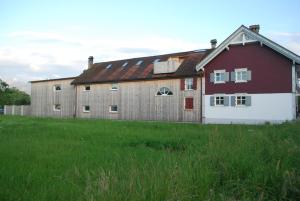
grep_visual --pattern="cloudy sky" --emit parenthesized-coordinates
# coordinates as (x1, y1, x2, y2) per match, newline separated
(1, 0, 300, 93)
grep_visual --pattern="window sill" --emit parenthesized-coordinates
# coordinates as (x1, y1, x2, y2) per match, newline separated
(83, 111, 90, 113)
(214, 81, 225, 84)
(234, 80, 248, 83)
(53, 110, 61, 112)
(109, 111, 118, 113)
(184, 89, 194, 91)
(110, 89, 119, 91)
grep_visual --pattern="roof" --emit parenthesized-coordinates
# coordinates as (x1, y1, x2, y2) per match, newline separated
(196, 25, 300, 71)
(30, 77, 76, 83)
(71, 50, 211, 85)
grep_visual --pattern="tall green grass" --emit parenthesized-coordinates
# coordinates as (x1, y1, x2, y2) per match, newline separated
(0, 116, 299, 201)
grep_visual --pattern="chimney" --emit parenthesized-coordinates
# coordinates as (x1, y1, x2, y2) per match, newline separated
(249, 25, 260, 33)
(210, 39, 217, 49)
(88, 56, 94, 69)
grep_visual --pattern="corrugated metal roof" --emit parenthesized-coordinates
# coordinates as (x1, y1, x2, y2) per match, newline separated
(72, 50, 211, 85)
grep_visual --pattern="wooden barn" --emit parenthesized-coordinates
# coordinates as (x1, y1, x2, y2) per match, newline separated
(30, 25, 300, 124)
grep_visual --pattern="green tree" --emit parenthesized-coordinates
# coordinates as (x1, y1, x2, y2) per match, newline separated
(0, 79, 30, 107)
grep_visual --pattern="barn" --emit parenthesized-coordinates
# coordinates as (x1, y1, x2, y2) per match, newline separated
(30, 25, 300, 124)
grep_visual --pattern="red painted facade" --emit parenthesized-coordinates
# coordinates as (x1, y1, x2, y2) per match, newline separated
(204, 43, 293, 94)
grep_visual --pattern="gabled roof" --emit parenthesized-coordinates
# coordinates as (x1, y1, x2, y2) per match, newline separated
(196, 25, 300, 71)
(72, 50, 212, 85)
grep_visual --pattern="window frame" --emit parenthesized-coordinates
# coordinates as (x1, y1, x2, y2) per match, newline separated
(84, 85, 91, 91)
(214, 70, 226, 84)
(53, 104, 61, 111)
(235, 95, 247, 106)
(110, 83, 119, 91)
(109, 105, 118, 113)
(215, 95, 225, 106)
(156, 87, 173, 96)
(83, 105, 90, 113)
(53, 85, 62, 92)
(235, 68, 248, 83)
(184, 97, 194, 110)
(184, 78, 193, 90)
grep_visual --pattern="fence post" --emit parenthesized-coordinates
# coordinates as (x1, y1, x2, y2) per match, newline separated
(12, 105, 15, 115)
(21, 105, 24, 116)
(4, 105, 6, 115)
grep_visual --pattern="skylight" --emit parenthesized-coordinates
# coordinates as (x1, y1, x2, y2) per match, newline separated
(106, 64, 112, 69)
(122, 62, 128, 67)
(136, 60, 143, 65)
(153, 58, 160, 63)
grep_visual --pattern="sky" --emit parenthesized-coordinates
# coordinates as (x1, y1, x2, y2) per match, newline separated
(0, 0, 300, 93)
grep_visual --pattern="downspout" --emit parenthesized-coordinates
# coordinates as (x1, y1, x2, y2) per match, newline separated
(74, 85, 77, 118)
(292, 61, 296, 119)
(199, 71, 203, 124)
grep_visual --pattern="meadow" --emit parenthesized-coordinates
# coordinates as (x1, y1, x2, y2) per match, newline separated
(0, 116, 299, 201)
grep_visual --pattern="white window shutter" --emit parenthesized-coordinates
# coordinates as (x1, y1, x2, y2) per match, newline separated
(210, 73, 214, 83)
(247, 70, 252, 81)
(225, 72, 229, 82)
(210, 96, 215, 106)
(245, 96, 251, 106)
(231, 72, 236, 81)
(231, 96, 236, 106)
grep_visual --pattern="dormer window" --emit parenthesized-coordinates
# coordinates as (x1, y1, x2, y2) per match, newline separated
(53, 85, 61, 91)
(136, 60, 143, 66)
(106, 64, 112, 69)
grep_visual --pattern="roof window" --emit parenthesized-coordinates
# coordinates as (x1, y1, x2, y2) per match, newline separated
(106, 64, 112, 69)
(122, 62, 128, 67)
(136, 60, 143, 66)
(153, 58, 160, 63)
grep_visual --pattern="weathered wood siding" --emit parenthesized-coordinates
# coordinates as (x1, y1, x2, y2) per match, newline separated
(76, 78, 201, 122)
(31, 79, 75, 117)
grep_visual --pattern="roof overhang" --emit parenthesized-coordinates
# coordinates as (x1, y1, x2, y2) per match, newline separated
(196, 25, 300, 71)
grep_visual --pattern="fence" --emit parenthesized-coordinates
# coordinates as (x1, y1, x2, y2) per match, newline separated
(4, 105, 31, 116)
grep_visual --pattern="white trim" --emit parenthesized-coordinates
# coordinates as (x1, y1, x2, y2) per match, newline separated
(110, 83, 119, 91)
(214, 95, 226, 107)
(235, 68, 248, 83)
(214, 70, 226, 84)
(184, 78, 194, 90)
(53, 104, 61, 112)
(53, 84, 62, 92)
(109, 105, 118, 113)
(196, 25, 300, 71)
(83, 105, 90, 113)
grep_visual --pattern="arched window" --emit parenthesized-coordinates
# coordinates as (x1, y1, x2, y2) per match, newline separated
(157, 87, 173, 96)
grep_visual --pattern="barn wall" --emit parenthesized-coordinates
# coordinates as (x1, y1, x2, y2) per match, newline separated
(76, 78, 201, 122)
(31, 79, 75, 117)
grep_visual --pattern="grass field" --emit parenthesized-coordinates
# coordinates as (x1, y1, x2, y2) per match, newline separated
(0, 116, 299, 201)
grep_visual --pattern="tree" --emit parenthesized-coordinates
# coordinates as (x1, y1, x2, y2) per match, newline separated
(0, 79, 30, 107)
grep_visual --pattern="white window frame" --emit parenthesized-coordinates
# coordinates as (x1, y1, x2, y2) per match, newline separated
(109, 105, 118, 113)
(214, 95, 225, 106)
(235, 68, 248, 83)
(214, 70, 226, 84)
(110, 83, 118, 91)
(235, 95, 247, 107)
(185, 78, 193, 90)
(84, 85, 91, 91)
(156, 87, 173, 96)
(83, 105, 90, 113)
(53, 104, 61, 111)
(53, 85, 62, 92)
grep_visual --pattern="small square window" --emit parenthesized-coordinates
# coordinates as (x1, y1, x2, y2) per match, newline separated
(53, 104, 61, 111)
(54, 85, 61, 91)
(185, 97, 194, 110)
(236, 96, 246, 106)
(215, 96, 225, 106)
(235, 68, 248, 82)
(109, 105, 118, 113)
(84, 85, 90, 91)
(185, 78, 193, 90)
(214, 70, 225, 83)
(83, 105, 90, 113)
(111, 83, 118, 90)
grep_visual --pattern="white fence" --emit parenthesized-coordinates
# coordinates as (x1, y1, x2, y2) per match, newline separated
(4, 105, 31, 116)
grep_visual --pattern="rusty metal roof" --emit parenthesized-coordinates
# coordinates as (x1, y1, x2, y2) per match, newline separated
(72, 50, 212, 85)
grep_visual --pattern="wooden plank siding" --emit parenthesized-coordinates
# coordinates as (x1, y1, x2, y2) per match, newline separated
(31, 79, 76, 117)
(76, 78, 202, 122)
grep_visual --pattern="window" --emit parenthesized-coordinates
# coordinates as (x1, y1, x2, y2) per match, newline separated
(235, 68, 248, 82)
(156, 87, 173, 96)
(111, 83, 118, 90)
(122, 62, 128, 67)
(214, 70, 226, 83)
(185, 78, 193, 90)
(53, 104, 61, 111)
(215, 96, 225, 106)
(84, 85, 90, 91)
(106, 64, 112, 69)
(83, 105, 90, 113)
(109, 105, 118, 113)
(185, 97, 194, 110)
(136, 60, 143, 66)
(53, 85, 61, 91)
(236, 96, 246, 106)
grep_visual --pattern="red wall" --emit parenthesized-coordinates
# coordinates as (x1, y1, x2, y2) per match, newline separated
(204, 43, 292, 94)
